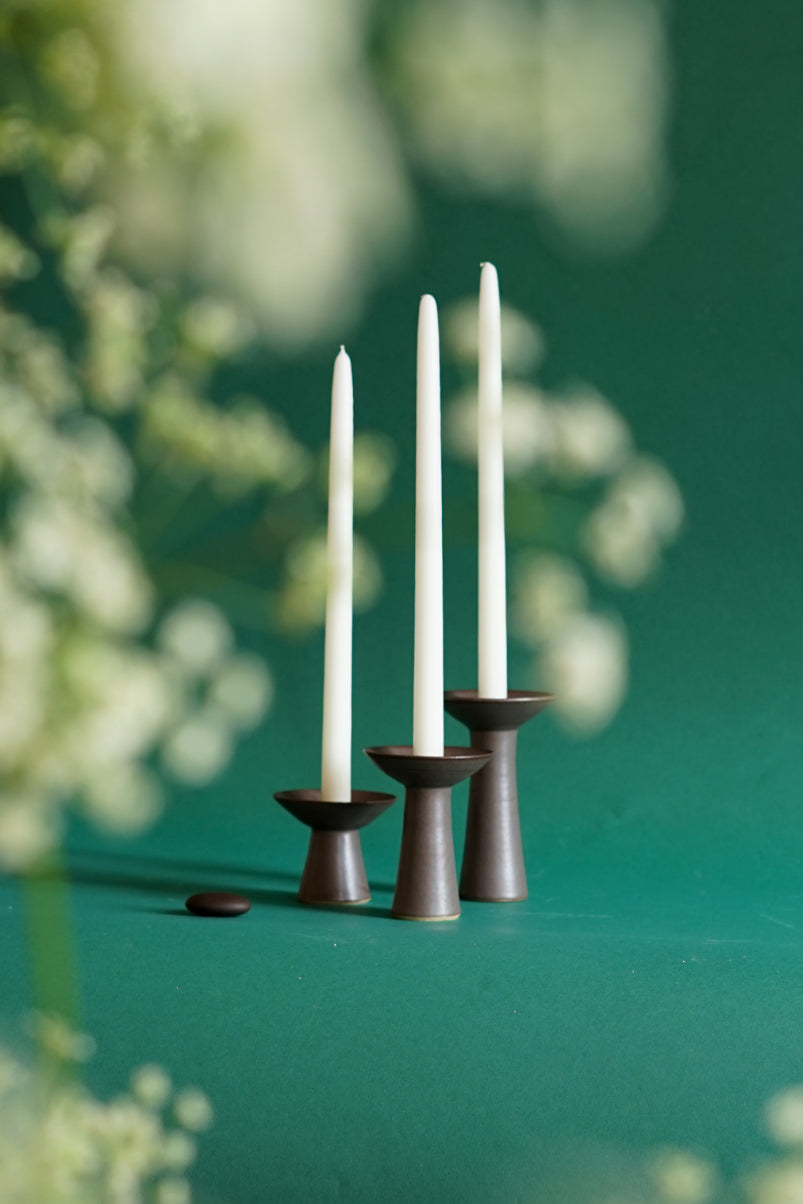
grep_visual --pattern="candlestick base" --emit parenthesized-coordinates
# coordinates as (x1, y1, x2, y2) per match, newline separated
(363, 746, 492, 921)
(443, 691, 553, 902)
(274, 790, 395, 905)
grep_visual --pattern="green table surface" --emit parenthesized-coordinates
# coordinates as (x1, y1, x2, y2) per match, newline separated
(3, 727, 803, 1204)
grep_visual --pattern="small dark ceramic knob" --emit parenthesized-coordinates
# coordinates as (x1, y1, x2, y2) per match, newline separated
(185, 892, 251, 917)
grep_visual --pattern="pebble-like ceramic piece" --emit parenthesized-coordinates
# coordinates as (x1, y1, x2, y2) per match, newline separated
(185, 891, 251, 917)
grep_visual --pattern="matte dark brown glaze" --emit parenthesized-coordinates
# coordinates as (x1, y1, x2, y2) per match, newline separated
(364, 746, 492, 921)
(274, 789, 395, 905)
(444, 690, 554, 902)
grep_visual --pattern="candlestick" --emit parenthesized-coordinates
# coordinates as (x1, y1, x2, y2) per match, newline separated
(413, 295, 444, 756)
(477, 262, 507, 699)
(321, 347, 353, 801)
(444, 690, 553, 901)
(275, 790, 395, 906)
(364, 746, 491, 920)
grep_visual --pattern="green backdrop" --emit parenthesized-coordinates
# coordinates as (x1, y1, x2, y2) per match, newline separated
(4, 2, 803, 1201)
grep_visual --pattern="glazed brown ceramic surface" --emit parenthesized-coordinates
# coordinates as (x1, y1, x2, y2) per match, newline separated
(444, 691, 554, 902)
(364, 746, 491, 921)
(274, 789, 395, 906)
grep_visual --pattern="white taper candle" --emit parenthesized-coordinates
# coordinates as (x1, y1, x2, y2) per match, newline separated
(413, 295, 445, 756)
(477, 262, 508, 699)
(320, 346, 353, 801)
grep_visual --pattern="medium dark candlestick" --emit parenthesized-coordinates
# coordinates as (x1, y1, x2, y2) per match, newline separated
(364, 746, 491, 921)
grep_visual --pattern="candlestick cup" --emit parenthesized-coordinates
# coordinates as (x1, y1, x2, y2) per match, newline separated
(364, 746, 492, 921)
(274, 790, 395, 905)
(444, 690, 553, 902)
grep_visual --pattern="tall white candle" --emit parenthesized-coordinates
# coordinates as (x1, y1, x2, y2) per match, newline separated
(413, 295, 445, 756)
(320, 347, 353, 801)
(477, 262, 508, 699)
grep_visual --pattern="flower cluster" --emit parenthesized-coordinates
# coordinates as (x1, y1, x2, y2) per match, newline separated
(140, 378, 311, 497)
(590, 1087, 803, 1204)
(0, 22, 296, 868)
(444, 299, 684, 732)
(391, 0, 670, 255)
(0, 1017, 212, 1204)
(5, 0, 673, 349)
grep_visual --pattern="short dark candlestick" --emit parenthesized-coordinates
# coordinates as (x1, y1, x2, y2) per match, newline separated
(274, 790, 395, 905)
(443, 690, 554, 902)
(363, 746, 492, 921)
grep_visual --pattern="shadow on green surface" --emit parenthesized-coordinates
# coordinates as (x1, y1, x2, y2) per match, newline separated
(62, 849, 396, 919)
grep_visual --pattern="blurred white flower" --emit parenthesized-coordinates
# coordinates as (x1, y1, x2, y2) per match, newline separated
(12, 496, 152, 632)
(9, 330, 78, 414)
(608, 456, 685, 543)
(749, 1160, 803, 1204)
(394, 0, 668, 253)
(540, 613, 627, 732)
(82, 763, 161, 833)
(162, 708, 233, 784)
(52, 133, 105, 195)
(538, 0, 669, 251)
(113, 0, 411, 346)
(158, 600, 232, 674)
(513, 553, 588, 642)
(584, 455, 684, 585)
(648, 1148, 717, 1204)
(583, 495, 660, 587)
(56, 206, 116, 295)
(208, 655, 273, 730)
(173, 1089, 213, 1133)
(767, 1089, 803, 1149)
(84, 268, 154, 409)
(276, 531, 382, 631)
(61, 419, 135, 509)
(142, 381, 311, 494)
(181, 296, 254, 359)
(0, 672, 47, 770)
(72, 528, 153, 633)
(131, 1066, 172, 1111)
(0, 225, 39, 281)
(444, 297, 545, 373)
(550, 388, 632, 479)
(156, 1178, 192, 1204)
(160, 1130, 197, 1171)
(28, 1014, 96, 1064)
(40, 28, 100, 110)
(0, 112, 34, 171)
(352, 432, 397, 515)
(0, 797, 57, 870)
(446, 382, 554, 474)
